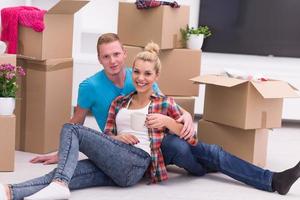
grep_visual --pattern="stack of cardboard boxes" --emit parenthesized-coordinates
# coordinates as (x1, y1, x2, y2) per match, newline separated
(118, 2, 201, 116)
(15, 0, 89, 154)
(191, 74, 299, 167)
(0, 54, 16, 171)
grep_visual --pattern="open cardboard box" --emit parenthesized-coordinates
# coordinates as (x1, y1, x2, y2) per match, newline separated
(197, 119, 268, 168)
(191, 74, 299, 129)
(118, 2, 189, 49)
(18, 0, 89, 60)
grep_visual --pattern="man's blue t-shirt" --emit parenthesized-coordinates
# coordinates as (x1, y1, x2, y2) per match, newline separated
(78, 67, 159, 131)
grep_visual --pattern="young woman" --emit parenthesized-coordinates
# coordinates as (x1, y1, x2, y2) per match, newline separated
(1, 42, 299, 200)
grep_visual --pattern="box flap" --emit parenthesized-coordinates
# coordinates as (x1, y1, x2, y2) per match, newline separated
(190, 75, 247, 87)
(251, 81, 300, 98)
(48, 0, 89, 14)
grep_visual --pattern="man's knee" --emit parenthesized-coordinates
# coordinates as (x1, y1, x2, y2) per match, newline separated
(162, 134, 191, 156)
(209, 144, 222, 155)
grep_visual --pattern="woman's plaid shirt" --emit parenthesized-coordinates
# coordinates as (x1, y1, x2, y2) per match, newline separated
(104, 91, 183, 183)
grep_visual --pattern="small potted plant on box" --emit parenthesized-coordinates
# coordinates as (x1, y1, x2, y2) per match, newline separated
(0, 63, 25, 115)
(180, 25, 212, 49)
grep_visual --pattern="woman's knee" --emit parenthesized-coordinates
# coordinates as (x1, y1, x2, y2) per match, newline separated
(61, 123, 80, 138)
(62, 123, 74, 130)
(61, 123, 73, 135)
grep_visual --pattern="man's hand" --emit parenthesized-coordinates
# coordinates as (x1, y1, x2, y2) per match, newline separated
(30, 153, 59, 165)
(176, 111, 195, 140)
(112, 134, 139, 145)
(29, 106, 88, 165)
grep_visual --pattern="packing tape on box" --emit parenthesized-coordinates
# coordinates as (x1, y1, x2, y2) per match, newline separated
(17, 57, 73, 72)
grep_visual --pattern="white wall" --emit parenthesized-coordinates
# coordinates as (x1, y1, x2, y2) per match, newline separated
(29, 0, 59, 9)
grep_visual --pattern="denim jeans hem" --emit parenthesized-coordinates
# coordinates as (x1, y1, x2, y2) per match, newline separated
(52, 177, 70, 186)
(11, 183, 46, 200)
(267, 172, 274, 192)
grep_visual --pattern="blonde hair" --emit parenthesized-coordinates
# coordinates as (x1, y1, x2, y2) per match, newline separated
(97, 33, 122, 55)
(133, 42, 161, 74)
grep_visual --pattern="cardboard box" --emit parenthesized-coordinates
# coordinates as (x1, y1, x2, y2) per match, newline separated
(18, 0, 89, 60)
(197, 119, 268, 167)
(170, 96, 195, 116)
(191, 75, 299, 129)
(14, 98, 25, 150)
(0, 115, 16, 171)
(118, 2, 189, 49)
(0, 54, 16, 65)
(17, 57, 73, 153)
(125, 45, 201, 96)
(124, 45, 143, 66)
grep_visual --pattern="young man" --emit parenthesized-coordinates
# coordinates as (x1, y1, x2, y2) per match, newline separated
(30, 33, 203, 175)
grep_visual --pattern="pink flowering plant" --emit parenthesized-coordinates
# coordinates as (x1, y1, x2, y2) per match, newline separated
(0, 63, 25, 97)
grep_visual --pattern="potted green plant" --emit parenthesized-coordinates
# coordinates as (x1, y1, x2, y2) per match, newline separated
(180, 25, 212, 49)
(0, 63, 25, 115)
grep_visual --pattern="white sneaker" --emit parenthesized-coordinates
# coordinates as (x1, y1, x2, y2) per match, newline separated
(24, 182, 70, 200)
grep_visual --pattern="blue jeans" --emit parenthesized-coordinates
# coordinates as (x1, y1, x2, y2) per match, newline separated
(10, 126, 274, 199)
(10, 124, 151, 200)
(161, 134, 274, 192)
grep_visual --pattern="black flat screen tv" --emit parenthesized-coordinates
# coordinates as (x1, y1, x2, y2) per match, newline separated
(198, 0, 300, 58)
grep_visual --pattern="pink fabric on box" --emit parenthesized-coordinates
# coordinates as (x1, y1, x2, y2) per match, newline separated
(0, 6, 46, 54)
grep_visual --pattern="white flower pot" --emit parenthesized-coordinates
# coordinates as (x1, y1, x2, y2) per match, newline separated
(0, 40, 7, 54)
(187, 34, 204, 50)
(0, 97, 16, 115)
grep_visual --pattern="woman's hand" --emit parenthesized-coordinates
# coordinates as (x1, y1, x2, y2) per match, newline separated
(112, 134, 139, 145)
(146, 113, 169, 129)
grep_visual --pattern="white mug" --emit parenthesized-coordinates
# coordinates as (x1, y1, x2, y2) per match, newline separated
(130, 112, 147, 132)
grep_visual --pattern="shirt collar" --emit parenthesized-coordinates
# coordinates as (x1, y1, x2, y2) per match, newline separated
(124, 91, 164, 101)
